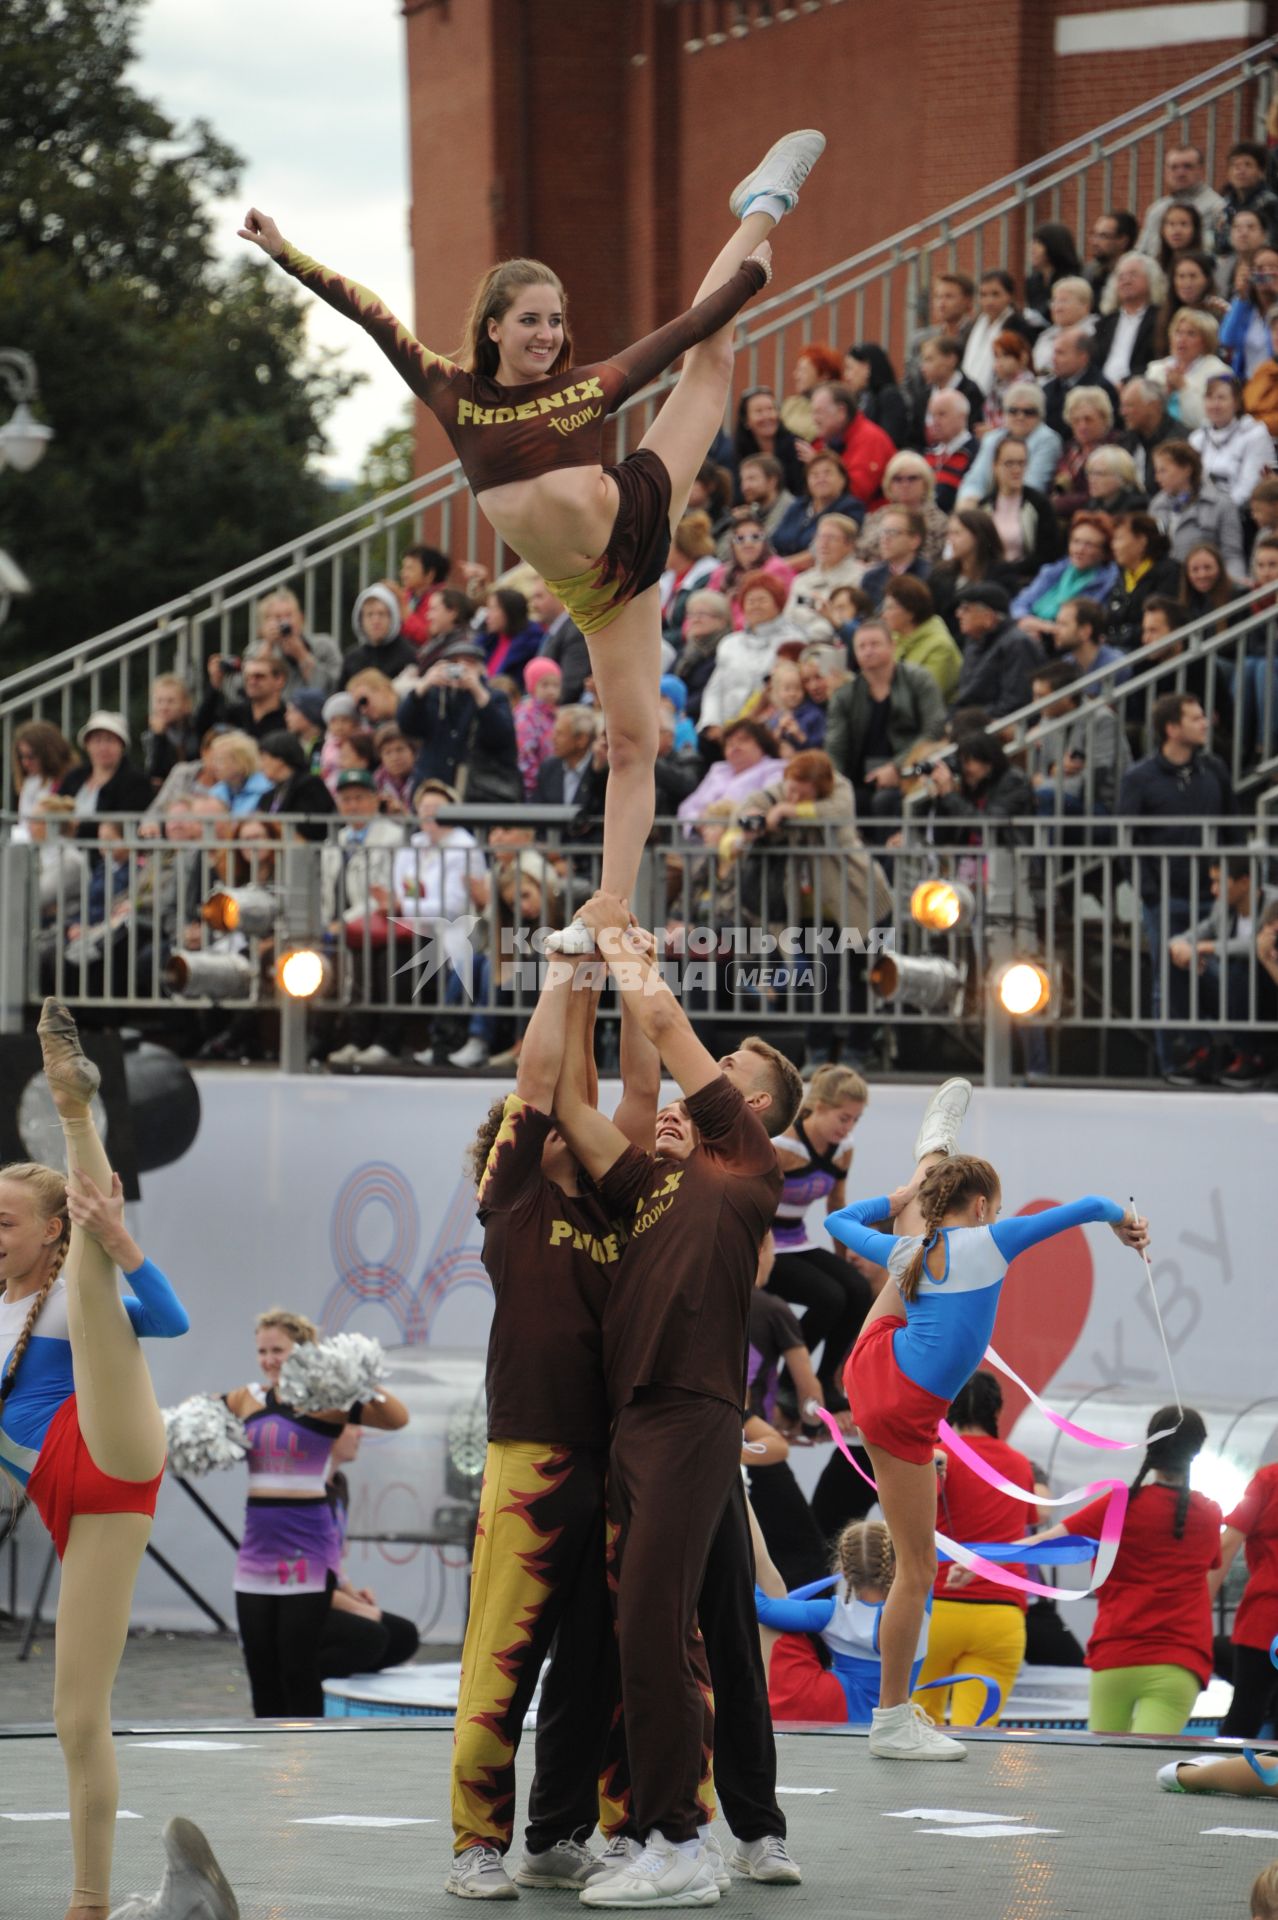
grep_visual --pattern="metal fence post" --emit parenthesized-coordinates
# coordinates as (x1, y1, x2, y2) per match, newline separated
(0, 839, 30, 1034)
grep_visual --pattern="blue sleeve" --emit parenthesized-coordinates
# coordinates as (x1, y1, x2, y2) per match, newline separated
(122, 1257, 190, 1338)
(754, 1588, 836, 1633)
(1025, 426, 1063, 493)
(989, 1195, 1125, 1264)
(1219, 297, 1251, 365)
(825, 1196, 900, 1266)
(1010, 562, 1057, 620)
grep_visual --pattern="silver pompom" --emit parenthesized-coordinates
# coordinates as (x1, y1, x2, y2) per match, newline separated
(276, 1332, 389, 1414)
(163, 1394, 249, 1477)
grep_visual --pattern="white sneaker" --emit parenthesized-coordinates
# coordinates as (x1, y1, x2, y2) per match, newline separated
(728, 130, 826, 220)
(579, 1832, 719, 1908)
(1156, 1756, 1213, 1792)
(449, 1037, 491, 1070)
(702, 1830, 731, 1893)
(446, 1844, 519, 1899)
(912, 1077, 972, 1163)
(106, 1815, 239, 1918)
(544, 919, 596, 956)
(868, 1701, 967, 1761)
(352, 1043, 394, 1068)
(727, 1835, 801, 1884)
(326, 1042, 360, 1067)
(598, 1836, 643, 1870)
(515, 1838, 603, 1888)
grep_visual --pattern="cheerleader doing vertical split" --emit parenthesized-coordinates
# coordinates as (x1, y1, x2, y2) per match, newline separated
(0, 1002, 212, 1920)
(239, 132, 826, 940)
(825, 1078, 1149, 1761)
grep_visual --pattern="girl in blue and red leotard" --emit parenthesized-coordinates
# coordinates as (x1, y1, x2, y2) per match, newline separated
(0, 1000, 189, 1920)
(825, 1151, 1148, 1761)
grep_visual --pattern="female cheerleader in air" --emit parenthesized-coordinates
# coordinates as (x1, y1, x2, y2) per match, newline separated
(823, 1079, 1149, 1760)
(239, 132, 826, 944)
(0, 1002, 233, 1920)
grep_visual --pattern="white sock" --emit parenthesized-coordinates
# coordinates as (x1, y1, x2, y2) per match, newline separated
(873, 1701, 908, 1720)
(742, 190, 787, 224)
(674, 1837, 703, 1858)
(698, 1825, 713, 1843)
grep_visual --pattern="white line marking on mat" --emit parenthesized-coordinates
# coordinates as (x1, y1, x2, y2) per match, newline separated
(1202, 1826, 1278, 1839)
(884, 1809, 1009, 1823)
(4, 1811, 142, 1822)
(921, 1822, 1060, 1838)
(291, 1815, 439, 1827)
(130, 1739, 249, 1751)
(776, 1786, 835, 1795)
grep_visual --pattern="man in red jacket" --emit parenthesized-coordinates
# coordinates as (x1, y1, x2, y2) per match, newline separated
(802, 382, 895, 513)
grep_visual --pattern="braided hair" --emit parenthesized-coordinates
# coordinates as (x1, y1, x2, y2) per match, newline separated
(835, 1518, 896, 1602)
(947, 1368, 1003, 1438)
(899, 1156, 1002, 1302)
(0, 1164, 71, 1476)
(1129, 1404, 1205, 1540)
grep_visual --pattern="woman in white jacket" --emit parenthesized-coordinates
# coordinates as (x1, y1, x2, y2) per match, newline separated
(697, 571, 807, 733)
(1145, 308, 1231, 432)
(1189, 371, 1276, 509)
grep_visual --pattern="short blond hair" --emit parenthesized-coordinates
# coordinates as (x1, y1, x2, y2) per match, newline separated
(802, 1064, 869, 1114)
(151, 672, 193, 714)
(1168, 306, 1220, 351)
(255, 1307, 318, 1345)
(884, 450, 937, 500)
(1062, 384, 1114, 430)
(213, 730, 260, 781)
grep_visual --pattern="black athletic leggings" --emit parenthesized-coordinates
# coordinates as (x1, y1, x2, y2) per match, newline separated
(318, 1604, 421, 1680)
(1221, 1642, 1278, 1738)
(236, 1577, 335, 1717)
(767, 1248, 872, 1399)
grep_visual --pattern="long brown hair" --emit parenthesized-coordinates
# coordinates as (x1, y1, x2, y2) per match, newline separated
(899, 1155, 1002, 1302)
(0, 1164, 71, 1452)
(836, 1518, 895, 1600)
(457, 259, 573, 380)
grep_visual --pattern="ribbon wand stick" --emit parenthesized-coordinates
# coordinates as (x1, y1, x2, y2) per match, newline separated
(1129, 1195, 1183, 1427)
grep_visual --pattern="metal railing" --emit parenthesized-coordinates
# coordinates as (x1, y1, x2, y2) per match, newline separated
(3, 812, 1273, 1085)
(4, 37, 1276, 774)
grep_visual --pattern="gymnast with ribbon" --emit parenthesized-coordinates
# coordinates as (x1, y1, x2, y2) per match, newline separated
(818, 1075, 1151, 1761)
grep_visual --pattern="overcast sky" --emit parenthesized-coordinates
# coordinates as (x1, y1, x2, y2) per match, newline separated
(132, 0, 414, 482)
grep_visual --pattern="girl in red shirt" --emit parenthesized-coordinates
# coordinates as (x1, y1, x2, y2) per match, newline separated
(1214, 1462, 1278, 1737)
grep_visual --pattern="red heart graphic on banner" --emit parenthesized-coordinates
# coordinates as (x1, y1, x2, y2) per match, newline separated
(991, 1199, 1094, 1434)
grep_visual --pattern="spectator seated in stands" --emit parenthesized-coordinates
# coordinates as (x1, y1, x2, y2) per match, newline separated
(658, 674, 701, 756)
(1043, 327, 1118, 442)
(1219, 244, 1278, 378)
(962, 270, 1038, 397)
(389, 779, 483, 943)
(880, 575, 963, 705)
(1093, 253, 1164, 387)
(1051, 384, 1119, 522)
(319, 692, 359, 791)
(967, 432, 1060, 586)
(146, 723, 233, 825)
(730, 453, 797, 552)
(1118, 375, 1178, 489)
(824, 617, 945, 828)
(512, 656, 562, 799)
(660, 510, 720, 649)
(197, 647, 289, 743)
(982, 329, 1039, 441)
(397, 641, 521, 803)
(255, 585, 342, 697)
(1052, 593, 1129, 682)
(333, 729, 380, 787)
(742, 656, 826, 755)
(1138, 144, 1225, 258)
(1157, 244, 1228, 358)
(481, 586, 544, 690)
(338, 583, 418, 689)
(48, 819, 133, 990)
(654, 696, 705, 816)
(858, 451, 950, 565)
(207, 729, 277, 819)
(959, 380, 1064, 503)
(528, 577, 590, 703)
(677, 718, 784, 843)
(1221, 205, 1269, 298)
(841, 343, 908, 450)
(1085, 444, 1148, 517)
(417, 586, 479, 671)
(346, 670, 403, 732)
(784, 514, 861, 635)
(802, 381, 895, 516)
(1032, 277, 1097, 375)
(798, 641, 850, 722)
(532, 704, 609, 828)
(1011, 511, 1120, 644)
(1137, 594, 1210, 710)
(1150, 439, 1246, 575)
(860, 507, 931, 609)
(319, 770, 407, 1065)
(1190, 372, 1276, 512)
(919, 731, 1035, 848)
(670, 589, 732, 725)
(1026, 658, 1131, 817)
(696, 572, 807, 738)
(283, 689, 326, 773)
(819, 583, 874, 653)
(1118, 690, 1236, 1077)
(1241, 310, 1278, 436)
(779, 342, 843, 444)
(922, 393, 979, 514)
(708, 512, 795, 625)
(256, 730, 337, 841)
(950, 582, 1044, 718)
(1026, 220, 1084, 321)
(140, 674, 198, 790)
(28, 794, 86, 925)
(1165, 857, 1278, 1090)
(372, 723, 417, 818)
(397, 543, 451, 652)
(733, 384, 806, 497)
(10, 719, 77, 840)
(1179, 539, 1246, 644)
(128, 793, 233, 992)
(1145, 308, 1231, 431)
(772, 451, 863, 558)
(928, 507, 1016, 634)
(60, 710, 153, 832)
(717, 747, 889, 944)
(915, 335, 986, 440)
(1213, 139, 1278, 259)
(1083, 209, 1139, 299)
(1105, 510, 1181, 650)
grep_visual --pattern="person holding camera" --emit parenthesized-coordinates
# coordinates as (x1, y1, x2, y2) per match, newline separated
(256, 586, 343, 696)
(396, 640, 522, 802)
(195, 649, 290, 743)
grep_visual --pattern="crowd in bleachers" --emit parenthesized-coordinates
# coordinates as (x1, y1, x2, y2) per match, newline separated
(7, 140, 1278, 1084)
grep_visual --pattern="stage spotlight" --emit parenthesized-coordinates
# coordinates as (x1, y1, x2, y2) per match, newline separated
(165, 951, 256, 1001)
(869, 952, 964, 1015)
(201, 884, 277, 938)
(910, 878, 975, 933)
(276, 946, 330, 1000)
(995, 959, 1051, 1017)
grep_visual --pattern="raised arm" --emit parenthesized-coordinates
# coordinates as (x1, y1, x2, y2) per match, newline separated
(825, 1194, 901, 1268)
(605, 257, 770, 405)
(612, 938, 662, 1153)
(554, 959, 634, 1183)
(239, 207, 458, 407)
(989, 1196, 1146, 1263)
(64, 1169, 190, 1338)
(515, 953, 578, 1112)
(577, 893, 721, 1099)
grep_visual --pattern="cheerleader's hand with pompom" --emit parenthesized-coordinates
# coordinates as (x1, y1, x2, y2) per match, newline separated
(162, 1395, 250, 1477)
(276, 1332, 410, 1430)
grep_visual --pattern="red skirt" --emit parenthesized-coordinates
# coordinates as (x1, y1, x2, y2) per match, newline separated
(844, 1316, 950, 1466)
(26, 1395, 165, 1560)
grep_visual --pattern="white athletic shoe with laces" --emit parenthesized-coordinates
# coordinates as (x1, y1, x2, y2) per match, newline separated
(544, 919, 596, 956)
(868, 1701, 967, 1761)
(727, 1834, 802, 1884)
(105, 1816, 239, 1919)
(702, 1830, 731, 1893)
(912, 1077, 972, 1164)
(729, 131, 826, 221)
(579, 1831, 719, 1907)
(446, 1844, 519, 1899)
(515, 1837, 605, 1888)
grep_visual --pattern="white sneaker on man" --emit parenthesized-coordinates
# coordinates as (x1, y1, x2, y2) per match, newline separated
(912, 1077, 972, 1163)
(729, 131, 826, 220)
(579, 1831, 719, 1907)
(515, 1837, 604, 1888)
(869, 1701, 966, 1761)
(727, 1834, 801, 1884)
(449, 1037, 491, 1070)
(596, 1836, 643, 1871)
(106, 1816, 238, 1919)
(445, 1844, 519, 1899)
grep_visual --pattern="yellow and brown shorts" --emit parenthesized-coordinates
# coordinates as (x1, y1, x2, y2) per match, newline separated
(544, 448, 673, 638)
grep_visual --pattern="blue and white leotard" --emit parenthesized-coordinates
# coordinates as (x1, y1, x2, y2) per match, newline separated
(825, 1195, 1126, 1404)
(0, 1262, 189, 1486)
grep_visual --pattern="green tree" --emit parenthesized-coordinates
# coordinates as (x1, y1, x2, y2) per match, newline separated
(0, 0, 360, 666)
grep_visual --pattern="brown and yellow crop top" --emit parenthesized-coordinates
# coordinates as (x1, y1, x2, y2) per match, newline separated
(275, 244, 768, 496)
